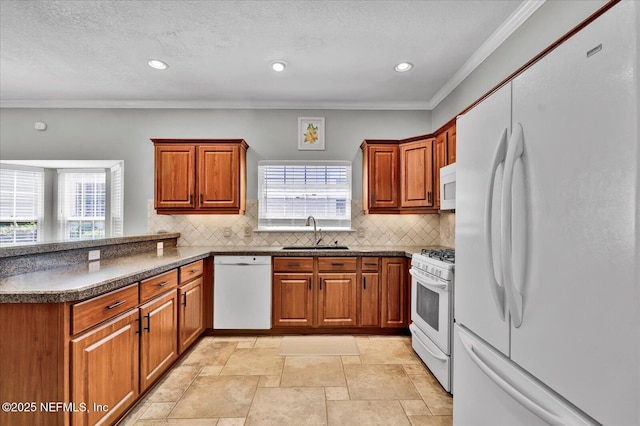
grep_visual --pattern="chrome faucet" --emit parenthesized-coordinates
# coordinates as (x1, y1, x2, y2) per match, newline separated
(305, 215, 322, 246)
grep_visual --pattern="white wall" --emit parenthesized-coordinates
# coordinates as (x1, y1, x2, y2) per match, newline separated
(432, 0, 608, 129)
(0, 108, 430, 235)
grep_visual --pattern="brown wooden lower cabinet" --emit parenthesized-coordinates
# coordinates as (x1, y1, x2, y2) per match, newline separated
(272, 256, 407, 330)
(70, 309, 140, 426)
(139, 290, 179, 391)
(381, 257, 409, 328)
(272, 272, 314, 327)
(317, 272, 357, 327)
(0, 263, 207, 426)
(178, 276, 204, 353)
(360, 271, 380, 326)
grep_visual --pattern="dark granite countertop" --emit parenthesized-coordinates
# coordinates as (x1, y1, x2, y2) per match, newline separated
(0, 245, 433, 303)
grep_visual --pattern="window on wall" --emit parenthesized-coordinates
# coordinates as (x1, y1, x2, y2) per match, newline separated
(110, 163, 123, 237)
(58, 170, 107, 240)
(258, 161, 352, 230)
(0, 166, 44, 245)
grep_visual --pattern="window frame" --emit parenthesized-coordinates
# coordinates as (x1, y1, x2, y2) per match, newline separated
(0, 165, 45, 245)
(257, 160, 352, 232)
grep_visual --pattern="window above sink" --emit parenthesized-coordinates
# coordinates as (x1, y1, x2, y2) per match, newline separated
(257, 161, 352, 232)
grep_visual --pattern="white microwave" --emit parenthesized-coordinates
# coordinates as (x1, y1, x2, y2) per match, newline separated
(440, 163, 456, 210)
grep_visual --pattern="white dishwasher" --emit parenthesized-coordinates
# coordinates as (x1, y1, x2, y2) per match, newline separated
(213, 256, 272, 329)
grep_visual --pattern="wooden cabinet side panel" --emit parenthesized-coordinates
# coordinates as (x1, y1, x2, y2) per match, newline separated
(272, 273, 314, 327)
(140, 291, 178, 391)
(178, 277, 204, 354)
(198, 145, 239, 209)
(70, 309, 139, 426)
(447, 125, 457, 164)
(381, 257, 408, 328)
(0, 303, 68, 426)
(360, 272, 380, 327)
(434, 133, 447, 209)
(317, 273, 357, 327)
(154, 146, 195, 209)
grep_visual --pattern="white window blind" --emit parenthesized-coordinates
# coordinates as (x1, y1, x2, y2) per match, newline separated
(58, 170, 106, 240)
(110, 163, 123, 237)
(258, 161, 351, 230)
(0, 166, 44, 244)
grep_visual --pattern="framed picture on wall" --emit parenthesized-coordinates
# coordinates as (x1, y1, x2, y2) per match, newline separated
(298, 117, 325, 150)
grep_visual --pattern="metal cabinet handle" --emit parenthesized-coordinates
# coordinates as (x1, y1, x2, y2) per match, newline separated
(143, 313, 151, 332)
(428, 191, 432, 204)
(288, 263, 300, 267)
(363, 276, 367, 290)
(331, 263, 344, 267)
(182, 293, 187, 307)
(157, 281, 170, 287)
(320, 278, 323, 290)
(364, 262, 377, 267)
(308, 278, 312, 290)
(200, 193, 203, 204)
(189, 194, 193, 204)
(135, 317, 142, 335)
(106, 300, 126, 309)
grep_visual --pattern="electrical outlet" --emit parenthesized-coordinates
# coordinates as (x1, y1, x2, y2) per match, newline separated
(243, 226, 252, 237)
(157, 242, 163, 250)
(223, 227, 232, 238)
(357, 227, 366, 238)
(88, 250, 100, 261)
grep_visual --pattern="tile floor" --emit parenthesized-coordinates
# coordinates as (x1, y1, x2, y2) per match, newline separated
(121, 335, 453, 426)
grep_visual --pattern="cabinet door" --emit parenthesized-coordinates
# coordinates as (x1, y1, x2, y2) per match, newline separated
(178, 277, 204, 354)
(154, 145, 196, 209)
(140, 290, 178, 391)
(198, 145, 239, 209)
(446, 125, 456, 164)
(400, 139, 434, 207)
(368, 146, 399, 209)
(381, 257, 408, 328)
(360, 272, 380, 327)
(272, 273, 314, 327)
(71, 309, 139, 426)
(317, 273, 357, 327)
(434, 134, 447, 209)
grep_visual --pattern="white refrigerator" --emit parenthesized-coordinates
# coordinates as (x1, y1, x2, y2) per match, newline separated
(454, 2, 639, 425)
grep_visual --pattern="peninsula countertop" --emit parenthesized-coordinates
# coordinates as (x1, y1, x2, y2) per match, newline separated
(0, 245, 430, 303)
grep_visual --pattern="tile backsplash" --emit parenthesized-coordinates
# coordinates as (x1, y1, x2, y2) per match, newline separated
(148, 200, 446, 247)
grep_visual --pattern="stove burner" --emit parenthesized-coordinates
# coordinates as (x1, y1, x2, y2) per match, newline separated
(421, 248, 455, 263)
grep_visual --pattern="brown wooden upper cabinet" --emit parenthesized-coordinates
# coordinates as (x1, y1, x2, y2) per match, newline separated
(362, 142, 399, 211)
(400, 138, 434, 208)
(152, 139, 248, 214)
(361, 138, 436, 214)
(434, 124, 456, 209)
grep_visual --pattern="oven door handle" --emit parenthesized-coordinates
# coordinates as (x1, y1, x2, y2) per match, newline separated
(409, 269, 448, 290)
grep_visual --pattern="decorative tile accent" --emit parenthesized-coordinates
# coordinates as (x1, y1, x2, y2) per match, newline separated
(148, 200, 444, 247)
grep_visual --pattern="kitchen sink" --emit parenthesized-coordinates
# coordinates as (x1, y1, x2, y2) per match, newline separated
(282, 245, 350, 250)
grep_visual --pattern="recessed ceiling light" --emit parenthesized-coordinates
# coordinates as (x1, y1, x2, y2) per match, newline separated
(394, 62, 413, 72)
(271, 60, 286, 72)
(148, 59, 169, 70)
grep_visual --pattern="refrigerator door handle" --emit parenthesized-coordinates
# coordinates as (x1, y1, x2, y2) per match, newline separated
(459, 328, 566, 425)
(501, 123, 525, 328)
(484, 127, 508, 321)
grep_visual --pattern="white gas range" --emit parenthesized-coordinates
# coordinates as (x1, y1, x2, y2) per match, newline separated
(409, 248, 455, 393)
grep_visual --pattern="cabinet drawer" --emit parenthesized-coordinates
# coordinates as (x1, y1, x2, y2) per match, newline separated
(140, 269, 178, 302)
(72, 283, 139, 335)
(273, 257, 314, 272)
(318, 257, 357, 272)
(361, 257, 380, 271)
(180, 260, 204, 284)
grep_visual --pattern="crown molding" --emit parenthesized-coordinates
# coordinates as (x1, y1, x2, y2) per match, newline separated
(427, 0, 546, 109)
(0, 99, 431, 111)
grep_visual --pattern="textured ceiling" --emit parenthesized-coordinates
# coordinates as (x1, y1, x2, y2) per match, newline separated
(0, 0, 525, 109)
